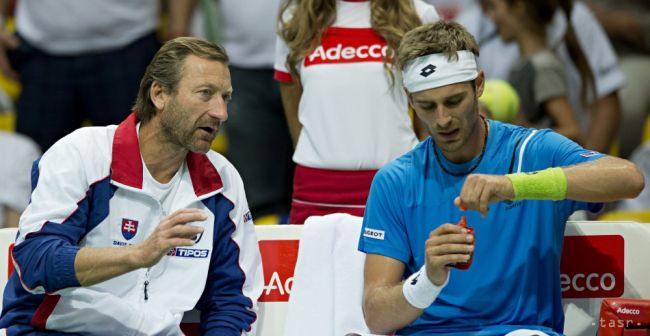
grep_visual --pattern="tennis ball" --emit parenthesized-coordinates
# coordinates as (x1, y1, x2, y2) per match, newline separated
(479, 79, 520, 123)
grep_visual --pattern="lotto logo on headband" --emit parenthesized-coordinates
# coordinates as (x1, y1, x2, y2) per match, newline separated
(420, 64, 437, 77)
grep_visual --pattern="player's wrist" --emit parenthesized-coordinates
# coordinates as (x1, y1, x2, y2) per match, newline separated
(505, 167, 567, 201)
(128, 244, 150, 269)
(402, 264, 448, 309)
(426, 268, 447, 287)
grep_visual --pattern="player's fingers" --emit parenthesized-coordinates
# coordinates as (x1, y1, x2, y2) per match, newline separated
(426, 232, 473, 247)
(429, 224, 467, 238)
(478, 183, 491, 217)
(162, 210, 208, 228)
(460, 175, 484, 212)
(426, 242, 474, 257)
(164, 223, 204, 240)
(165, 238, 198, 249)
(428, 254, 471, 269)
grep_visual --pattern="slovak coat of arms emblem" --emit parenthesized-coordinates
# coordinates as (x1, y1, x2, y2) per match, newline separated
(121, 218, 139, 240)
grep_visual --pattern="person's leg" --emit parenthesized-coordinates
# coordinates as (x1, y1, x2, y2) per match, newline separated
(78, 33, 160, 127)
(14, 41, 81, 151)
(617, 55, 650, 158)
(227, 66, 294, 219)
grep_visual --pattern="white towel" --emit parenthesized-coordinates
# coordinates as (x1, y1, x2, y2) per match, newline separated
(284, 213, 371, 336)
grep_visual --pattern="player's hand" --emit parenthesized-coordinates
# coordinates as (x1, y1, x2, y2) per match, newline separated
(424, 224, 474, 286)
(454, 173, 515, 217)
(135, 208, 206, 268)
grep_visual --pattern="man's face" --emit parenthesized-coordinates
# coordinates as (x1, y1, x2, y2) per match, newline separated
(409, 80, 482, 155)
(160, 55, 232, 154)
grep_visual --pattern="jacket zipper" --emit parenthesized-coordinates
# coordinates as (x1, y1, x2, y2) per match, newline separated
(144, 268, 151, 302)
(144, 204, 165, 302)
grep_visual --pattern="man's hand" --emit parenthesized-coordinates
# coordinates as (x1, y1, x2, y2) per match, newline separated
(75, 209, 208, 286)
(454, 174, 514, 217)
(424, 224, 474, 286)
(135, 208, 206, 268)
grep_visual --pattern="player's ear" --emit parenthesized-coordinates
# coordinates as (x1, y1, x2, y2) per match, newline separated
(475, 71, 485, 98)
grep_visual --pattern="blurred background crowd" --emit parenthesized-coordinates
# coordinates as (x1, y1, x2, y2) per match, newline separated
(0, 0, 648, 228)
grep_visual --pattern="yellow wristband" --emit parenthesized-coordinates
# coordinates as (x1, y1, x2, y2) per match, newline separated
(505, 167, 567, 201)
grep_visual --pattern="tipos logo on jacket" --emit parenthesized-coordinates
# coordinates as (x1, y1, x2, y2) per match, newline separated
(121, 218, 139, 240)
(167, 247, 210, 258)
(304, 27, 388, 67)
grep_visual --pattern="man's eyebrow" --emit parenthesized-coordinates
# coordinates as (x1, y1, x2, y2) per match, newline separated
(414, 91, 467, 105)
(445, 92, 467, 101)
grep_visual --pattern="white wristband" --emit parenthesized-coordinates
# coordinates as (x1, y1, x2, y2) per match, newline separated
(402, 265, 448, 309)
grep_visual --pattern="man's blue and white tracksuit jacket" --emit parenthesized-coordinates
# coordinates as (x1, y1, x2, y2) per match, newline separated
(0, 114, 264, 335)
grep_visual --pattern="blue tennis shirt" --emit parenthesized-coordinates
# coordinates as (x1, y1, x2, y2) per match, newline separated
(359, 120, 604, 335)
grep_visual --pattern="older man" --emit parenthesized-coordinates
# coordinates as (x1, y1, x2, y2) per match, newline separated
(0, 37, 263, 336)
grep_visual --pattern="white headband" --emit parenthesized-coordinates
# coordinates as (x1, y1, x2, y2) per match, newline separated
(402, 50, 479, 93)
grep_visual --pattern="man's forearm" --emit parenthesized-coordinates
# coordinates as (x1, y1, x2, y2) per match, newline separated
(564, 156, 645, 202)
(363, 284, 424, 334)
(74, 245, 144, 286)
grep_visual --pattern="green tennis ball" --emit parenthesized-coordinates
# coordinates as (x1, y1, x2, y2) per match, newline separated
(479, 79, 520, 123)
